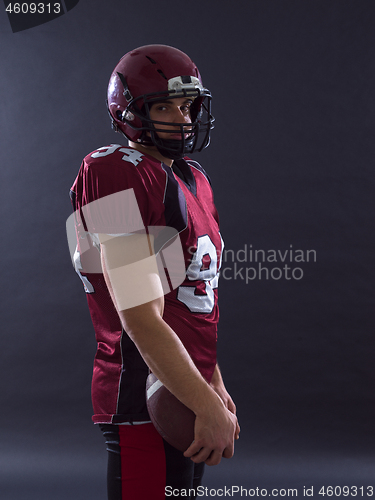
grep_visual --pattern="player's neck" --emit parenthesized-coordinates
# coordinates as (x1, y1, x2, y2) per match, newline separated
(128, 141, 173, 168)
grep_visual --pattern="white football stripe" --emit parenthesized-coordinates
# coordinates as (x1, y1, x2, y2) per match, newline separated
(147, 379, 164, 400)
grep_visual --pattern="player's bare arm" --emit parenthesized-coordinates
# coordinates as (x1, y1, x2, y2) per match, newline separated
(116, 296, 237, 466)
(210, 364, 240, 439)
(100, 237, 238, 466)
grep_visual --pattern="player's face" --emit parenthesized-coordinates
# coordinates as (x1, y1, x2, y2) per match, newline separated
(149, 97, 193, 140)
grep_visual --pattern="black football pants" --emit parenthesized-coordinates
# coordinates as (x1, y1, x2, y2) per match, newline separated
(100, 423, 205, 500)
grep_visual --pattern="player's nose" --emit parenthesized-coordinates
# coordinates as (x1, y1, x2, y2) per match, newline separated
(171, 107, 189, 123)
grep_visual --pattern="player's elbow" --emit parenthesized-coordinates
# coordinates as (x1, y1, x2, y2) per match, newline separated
(118, 297, 164, 339)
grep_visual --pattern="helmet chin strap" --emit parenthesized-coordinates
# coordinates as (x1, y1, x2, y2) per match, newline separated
(140, 132, 195, 160)
(155, 139, 194, 160)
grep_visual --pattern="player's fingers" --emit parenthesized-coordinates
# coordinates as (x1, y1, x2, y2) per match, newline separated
(183, 441, 203, 458)
(222, 443, 234, 459)
(187, 445, 218, 464)
(235, 421, 241, 439)
(227, 399, 237, 415)
(204, 449, 223, 466)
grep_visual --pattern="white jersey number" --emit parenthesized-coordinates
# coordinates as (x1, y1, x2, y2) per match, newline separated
(91, 144, 144, 166)
(177, 235, 221, 314)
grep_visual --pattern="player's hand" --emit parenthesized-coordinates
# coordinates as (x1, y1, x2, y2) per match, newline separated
(215, 390, 240, 441)
(210, 379, 240, 440)
(183, 399, 238, 466)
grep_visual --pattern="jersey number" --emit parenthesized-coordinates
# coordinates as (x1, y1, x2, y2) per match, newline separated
(177, 235, 221, 314)
(91, 144, 144, 166)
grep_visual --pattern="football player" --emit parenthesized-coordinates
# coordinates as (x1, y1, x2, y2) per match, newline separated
(69, 44, 240, 500)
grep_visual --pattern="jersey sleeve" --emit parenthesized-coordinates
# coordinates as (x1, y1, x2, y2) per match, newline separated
(79, 153, 151, 235)
(75, 145, 163, 235)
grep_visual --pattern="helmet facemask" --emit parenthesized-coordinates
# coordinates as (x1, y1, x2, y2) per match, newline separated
(118, 77, 214, 160)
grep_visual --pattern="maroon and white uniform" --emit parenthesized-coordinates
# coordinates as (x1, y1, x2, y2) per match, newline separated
(70, 144, 223, 425)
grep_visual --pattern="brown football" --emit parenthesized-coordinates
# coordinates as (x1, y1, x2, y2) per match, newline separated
(146, 372, 195, 452)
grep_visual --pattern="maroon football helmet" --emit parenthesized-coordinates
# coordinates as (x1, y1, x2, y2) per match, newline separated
(107, 44, 214, 159)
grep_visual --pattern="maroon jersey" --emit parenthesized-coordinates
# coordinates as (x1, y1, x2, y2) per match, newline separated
(70, 144, 223, 424)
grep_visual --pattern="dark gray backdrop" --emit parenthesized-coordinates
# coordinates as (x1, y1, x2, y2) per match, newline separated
(1, 1, 374, 498)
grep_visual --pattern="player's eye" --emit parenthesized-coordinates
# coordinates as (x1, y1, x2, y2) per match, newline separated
(180, 105, 192, 116)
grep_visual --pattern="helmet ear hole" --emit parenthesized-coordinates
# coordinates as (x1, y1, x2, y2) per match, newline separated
(116, 110, 123, 121)
(190, 98, 203, 122)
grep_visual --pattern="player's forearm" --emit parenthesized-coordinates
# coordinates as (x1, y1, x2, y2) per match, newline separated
(119, 303, 223, 416)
